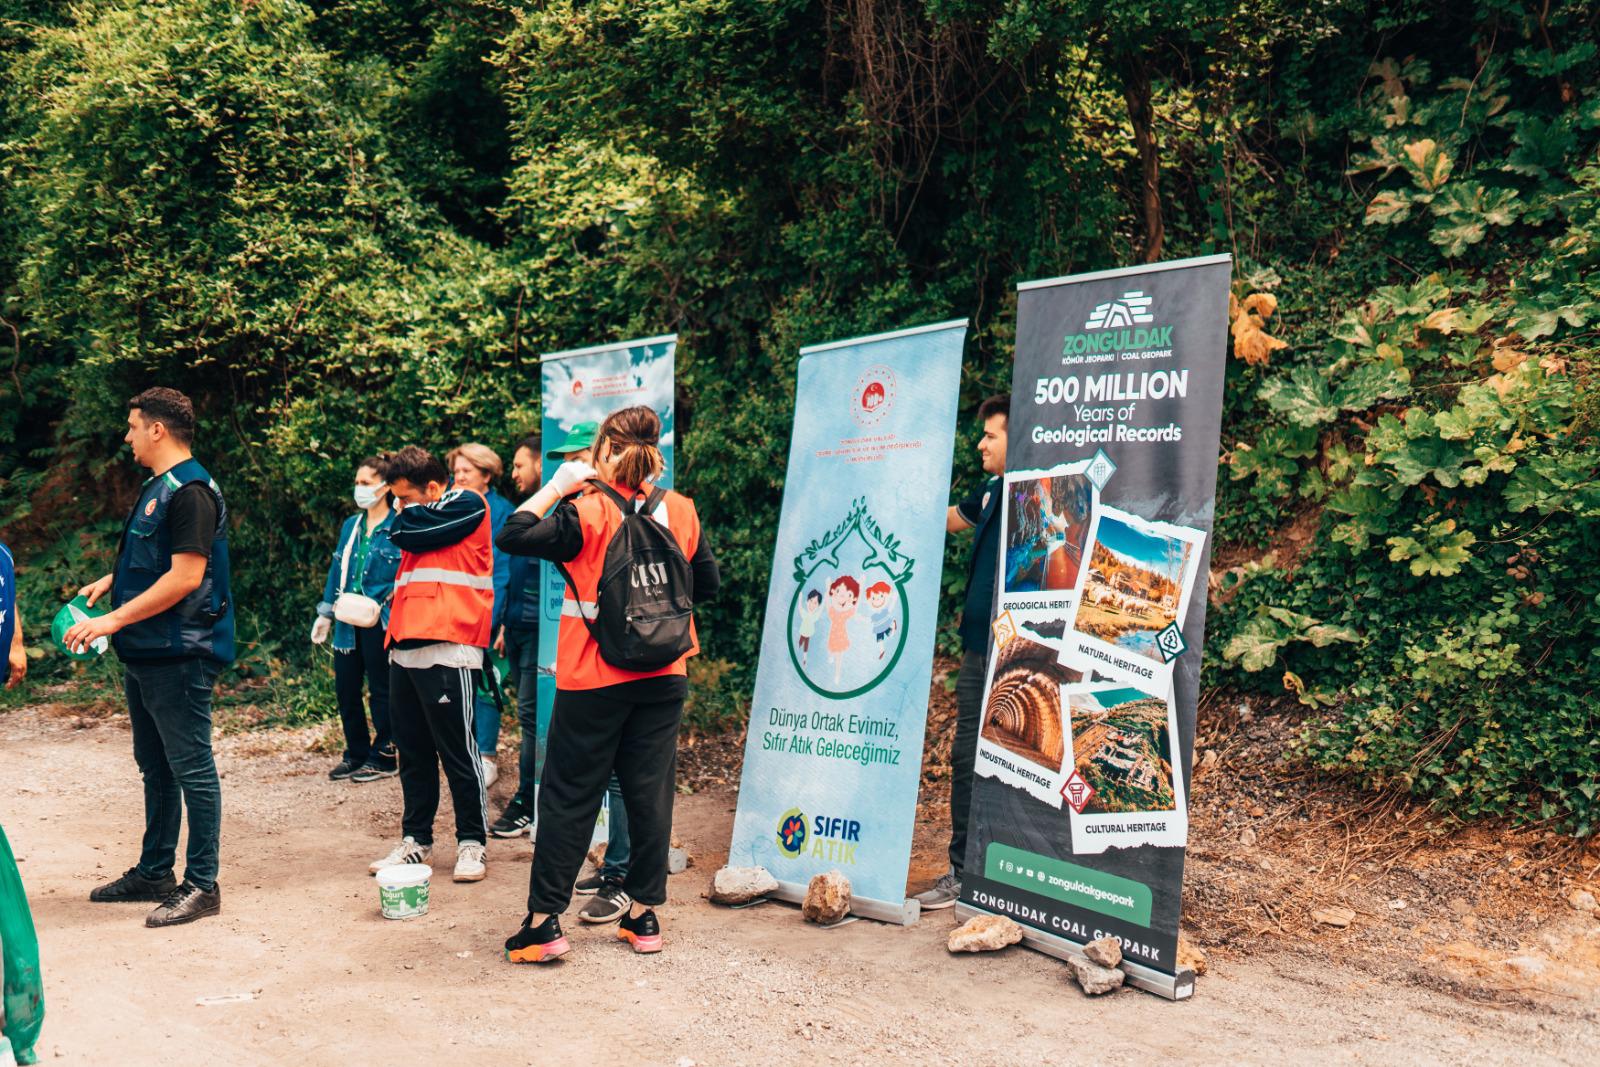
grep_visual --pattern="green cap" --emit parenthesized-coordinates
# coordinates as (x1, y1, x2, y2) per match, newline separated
(546, 421, 599, 459)
(51, 595, 109, 660)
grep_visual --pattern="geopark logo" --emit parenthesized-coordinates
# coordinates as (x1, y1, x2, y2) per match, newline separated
(1085, 290, 1155, 329)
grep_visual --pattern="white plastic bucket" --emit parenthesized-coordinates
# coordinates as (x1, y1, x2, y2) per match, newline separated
(376, 863, 431, 919)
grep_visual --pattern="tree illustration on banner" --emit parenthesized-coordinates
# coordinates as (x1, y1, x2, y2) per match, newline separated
(786, 497, 913, 699)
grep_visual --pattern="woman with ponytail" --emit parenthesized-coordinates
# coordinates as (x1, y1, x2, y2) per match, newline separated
(495, 406, 718, 961)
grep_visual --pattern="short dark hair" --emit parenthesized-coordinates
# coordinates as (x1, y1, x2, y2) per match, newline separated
(978, 394, 1009, 424)
(380, 445, 448, 488)
(514, 434, 540, 459)
(357, 453, 390, 477)
(128, 387, 196, 446)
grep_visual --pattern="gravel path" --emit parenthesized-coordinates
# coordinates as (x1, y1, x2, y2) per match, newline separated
(3, 704, 1595, 1065)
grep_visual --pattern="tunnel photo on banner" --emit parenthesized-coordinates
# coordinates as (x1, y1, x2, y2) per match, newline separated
(727, 320, 966, 923)
(537, 335, 677, 840)
(958, 255, 1231, 1000)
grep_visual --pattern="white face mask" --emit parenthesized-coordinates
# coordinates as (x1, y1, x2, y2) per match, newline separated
(354, 484, 386, 509)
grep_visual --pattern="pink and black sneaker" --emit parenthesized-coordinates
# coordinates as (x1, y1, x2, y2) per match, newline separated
(505, 913, 570, 964)
(617, 908, 663, 954)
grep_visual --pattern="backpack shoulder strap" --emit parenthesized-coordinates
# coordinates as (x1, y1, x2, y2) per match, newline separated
(553, 561, 600, 641)
(642, 486, 668, 516)
(585, 480, 637, 514)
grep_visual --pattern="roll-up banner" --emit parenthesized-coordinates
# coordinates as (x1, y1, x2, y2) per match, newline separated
(728, 320, 967, 924)
(957, 254, 1232, 999)
(537, 334, 677, 840)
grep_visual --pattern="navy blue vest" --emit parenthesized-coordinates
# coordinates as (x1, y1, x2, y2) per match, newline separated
(112, 458, 235, 664)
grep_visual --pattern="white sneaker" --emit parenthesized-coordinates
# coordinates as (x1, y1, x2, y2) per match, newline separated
(454, 840, 487, 882)
(481, 755, 499, 788)
(369, 836, 431, 875)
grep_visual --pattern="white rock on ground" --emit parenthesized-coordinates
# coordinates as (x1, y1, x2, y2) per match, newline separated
(946, 914, 1023, 953)
(709, 866, 778, 905)
(1067, 955, 1125, 995)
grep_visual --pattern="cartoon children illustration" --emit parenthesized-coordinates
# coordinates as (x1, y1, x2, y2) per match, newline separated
(826, 575, 860, 686)
(866, 581, 897, 660)
(797, 588, 823, 668)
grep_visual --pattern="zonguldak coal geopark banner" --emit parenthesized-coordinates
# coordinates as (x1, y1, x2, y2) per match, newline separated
(957, 255, 1231, 999)
(728, 320, 965, 923)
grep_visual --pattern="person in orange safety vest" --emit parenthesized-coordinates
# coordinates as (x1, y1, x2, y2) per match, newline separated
(496, 406, 719, 963)
(366, 445, 495, 886)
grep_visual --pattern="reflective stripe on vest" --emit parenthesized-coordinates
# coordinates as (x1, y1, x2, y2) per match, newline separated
(561, 598, 599, 621)
(385, 489, 494, 648)
(395, 567, 494, 590)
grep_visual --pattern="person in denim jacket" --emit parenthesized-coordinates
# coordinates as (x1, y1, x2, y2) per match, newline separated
(314, 456, 403, 782)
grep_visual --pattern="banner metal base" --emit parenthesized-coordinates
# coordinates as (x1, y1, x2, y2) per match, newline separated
(954, 902, 1195, 1001)
(772, 880, 921, 926)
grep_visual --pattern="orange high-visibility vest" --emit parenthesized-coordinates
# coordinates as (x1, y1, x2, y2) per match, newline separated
(386, 488, 494, 649)
(558, 482, 702, 690)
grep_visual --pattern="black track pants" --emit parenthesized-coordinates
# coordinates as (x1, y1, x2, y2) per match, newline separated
(389, 662, 489, 846)
(527, 677, 686, 914)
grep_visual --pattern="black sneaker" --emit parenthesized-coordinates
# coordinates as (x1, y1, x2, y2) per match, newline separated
(329, 756, 360, 781)
(145, 881, 221, 927)
(350, 757, 398, 783)
(579, 882, 630, 924)
(617, 908, 663, 953)
(490, 800, 533, 838)
(505, 913, 570, 964)
(574, 871, 607, 895)
(90, 867, 177, 903)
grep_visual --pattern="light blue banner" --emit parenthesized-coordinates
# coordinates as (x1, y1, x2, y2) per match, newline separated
(728, 320, 965, 914)
(537, 336, 676, 815)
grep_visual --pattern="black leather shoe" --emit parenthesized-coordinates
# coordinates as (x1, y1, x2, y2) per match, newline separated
(145, 881, 221, 927)
(90, 867, 177, 903)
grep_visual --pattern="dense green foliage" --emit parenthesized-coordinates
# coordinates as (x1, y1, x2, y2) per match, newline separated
(1, 3, 1594, 823)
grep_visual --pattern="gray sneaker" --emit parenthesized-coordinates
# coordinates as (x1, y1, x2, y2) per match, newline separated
(915, 871, 961, 910)
(579, 882, 630, 924)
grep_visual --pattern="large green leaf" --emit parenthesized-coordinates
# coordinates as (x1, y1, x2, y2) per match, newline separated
(1260, 365, 1338, 426)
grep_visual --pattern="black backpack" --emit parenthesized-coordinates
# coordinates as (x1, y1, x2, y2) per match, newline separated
(557, 481, 696, 671)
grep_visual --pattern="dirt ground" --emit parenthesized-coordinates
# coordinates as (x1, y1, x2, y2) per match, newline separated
(4, 697, 1600, 1066)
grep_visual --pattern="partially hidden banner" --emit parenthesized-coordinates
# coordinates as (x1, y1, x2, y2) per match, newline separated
(959, 255, 1231, 997)
(728, 320, 966, 922)
(537, 335, 677, 836)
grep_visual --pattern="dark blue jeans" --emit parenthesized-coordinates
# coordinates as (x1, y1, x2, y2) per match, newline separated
(124, 657, 223, 890)
(503, 625, 540, 810)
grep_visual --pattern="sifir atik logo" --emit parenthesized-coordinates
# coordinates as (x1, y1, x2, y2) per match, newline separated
(571, 379, 585, 397)
(776, 808, 808, 857)
(1085, 290, 1155, 329)
(776, 808, 863, 865)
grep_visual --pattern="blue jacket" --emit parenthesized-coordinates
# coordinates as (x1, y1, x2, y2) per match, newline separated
(485, 488, 512, 634)
(317, 510, 401, 653)
(112, 458, 234, 664)
(503, 550, 540, 630)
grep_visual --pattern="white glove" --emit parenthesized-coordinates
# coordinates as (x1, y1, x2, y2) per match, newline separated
(311, 616, 332, 645)
(549, 460, 598, 497)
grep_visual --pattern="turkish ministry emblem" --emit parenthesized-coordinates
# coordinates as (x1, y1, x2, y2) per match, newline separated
(852, 365, 897, 427)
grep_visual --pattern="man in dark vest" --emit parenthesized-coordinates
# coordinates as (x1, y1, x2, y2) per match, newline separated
(65, 387, 234, 927)
(915, 393, 1008, 911)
